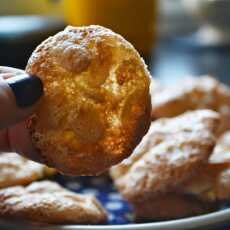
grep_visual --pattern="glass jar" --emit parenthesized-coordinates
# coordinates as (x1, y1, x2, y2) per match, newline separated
(64, 0, 157, 55)
(0, 0, 63, 16)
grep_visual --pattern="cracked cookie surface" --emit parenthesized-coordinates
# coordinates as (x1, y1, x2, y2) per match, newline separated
(26, 25, 151, 175)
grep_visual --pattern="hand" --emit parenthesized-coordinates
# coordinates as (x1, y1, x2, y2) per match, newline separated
(0, 66, 43, 162)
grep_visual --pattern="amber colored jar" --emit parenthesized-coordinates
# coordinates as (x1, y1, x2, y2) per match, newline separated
(64, 0, 157, 55)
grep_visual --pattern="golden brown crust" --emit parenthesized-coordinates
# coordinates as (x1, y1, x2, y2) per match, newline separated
(0, 153, 55, 189)
(151, 76, 230, 135)
(26, 25, 151, 176)
(133, 194, 215, 220)
(0, 181, 107, 224)
(110, 110, 220, 202)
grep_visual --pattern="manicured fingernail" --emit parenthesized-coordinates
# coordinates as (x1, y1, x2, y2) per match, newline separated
(6, 74, 43, 108)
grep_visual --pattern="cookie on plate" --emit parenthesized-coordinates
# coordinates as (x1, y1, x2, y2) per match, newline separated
(131, 130, 230, 220)
(180, 131, 230, 202)
(0, 181, 107, 224)
(0, 152, 55, 189)
(26, 25, 151, 176)
(110, 110, 220, 202)
(151, 76, 230, 135)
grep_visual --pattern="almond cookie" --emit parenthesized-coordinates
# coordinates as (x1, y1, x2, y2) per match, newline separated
(26, 25, 151, 176)
(133, 131, 230, 220)
(0, 181, 107, 224)
(110, 110, 220, 202)
(0, 152, 55, 189)
(151, 76, 230, 135)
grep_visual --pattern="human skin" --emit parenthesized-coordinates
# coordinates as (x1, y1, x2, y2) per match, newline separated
(0, 66, 43, 162)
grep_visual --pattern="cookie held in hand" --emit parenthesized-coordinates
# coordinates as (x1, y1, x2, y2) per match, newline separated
(26, 25, 151, 175)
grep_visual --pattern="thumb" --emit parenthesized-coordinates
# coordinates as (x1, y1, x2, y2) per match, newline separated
(0, 73, 43, 129)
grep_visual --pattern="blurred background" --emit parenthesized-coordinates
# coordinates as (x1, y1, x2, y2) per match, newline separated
(0, 0, 229, 84)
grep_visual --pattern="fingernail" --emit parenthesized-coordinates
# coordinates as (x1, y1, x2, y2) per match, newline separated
(6, 74, 43, 108)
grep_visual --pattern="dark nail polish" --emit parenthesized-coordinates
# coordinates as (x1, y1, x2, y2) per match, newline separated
(6, 74, 43, 108)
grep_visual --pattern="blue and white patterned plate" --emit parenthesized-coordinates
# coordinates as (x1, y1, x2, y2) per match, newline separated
(1, 174, 230, 230)
(57, 175, 132, 225)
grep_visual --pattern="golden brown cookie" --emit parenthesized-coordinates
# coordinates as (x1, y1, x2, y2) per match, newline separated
(0, 181, 107, 224)
(110, 110, 219, 202)
(151, 76, 230, 135)
(0, 152, 55, 189)
(26, 25, 151, 176)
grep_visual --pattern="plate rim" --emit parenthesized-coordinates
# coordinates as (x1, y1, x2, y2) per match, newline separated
(62, 208, 230, 230)
(1, 206, 230, 230)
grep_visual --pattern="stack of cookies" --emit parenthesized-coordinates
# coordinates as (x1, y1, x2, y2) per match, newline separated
(0, 153, 107, 224)
(111, 76, 230, 220)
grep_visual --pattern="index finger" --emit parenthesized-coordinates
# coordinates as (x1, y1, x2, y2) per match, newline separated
(0, 66, 24, 75)
(0, 66, 25, 80)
